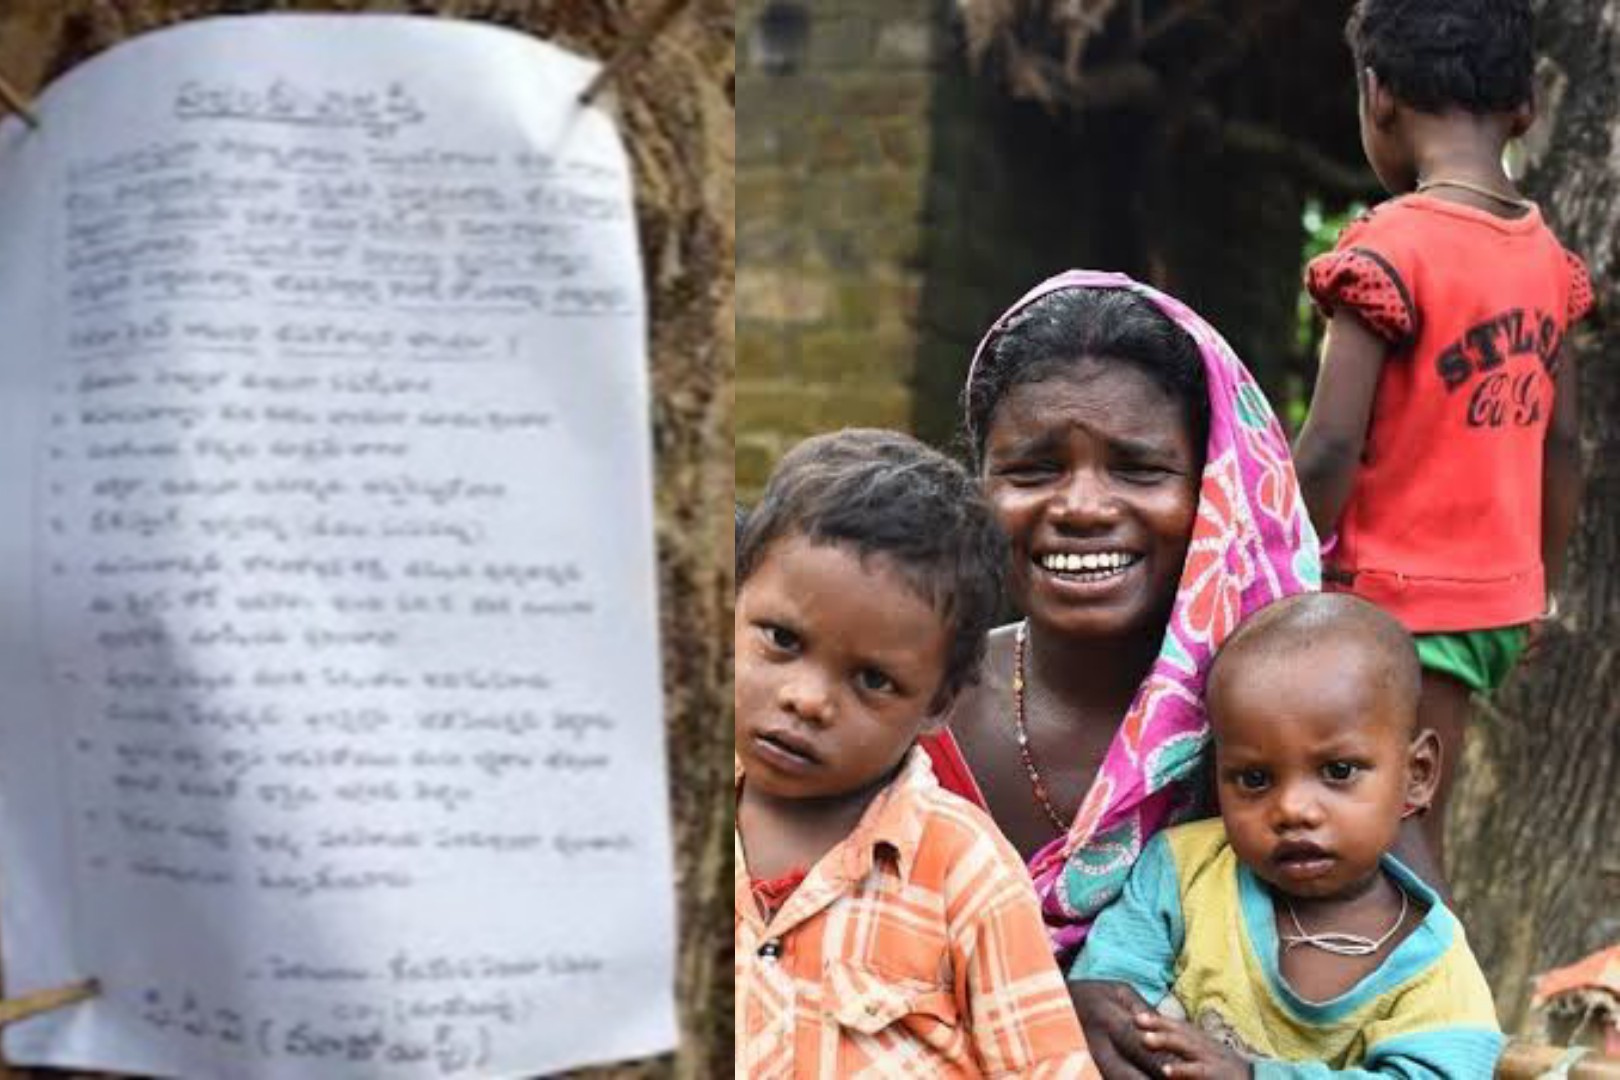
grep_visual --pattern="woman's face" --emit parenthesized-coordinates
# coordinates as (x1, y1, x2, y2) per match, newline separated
(982, 359, 1201, 647)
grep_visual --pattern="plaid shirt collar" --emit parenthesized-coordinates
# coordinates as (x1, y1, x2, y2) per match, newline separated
(735, 746, 936, 904)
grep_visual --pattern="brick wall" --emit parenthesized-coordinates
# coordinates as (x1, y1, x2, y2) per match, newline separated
(735, 0, 942, 499)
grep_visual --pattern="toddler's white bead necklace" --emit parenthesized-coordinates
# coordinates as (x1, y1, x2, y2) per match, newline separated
(1281, 887, 1408, 958)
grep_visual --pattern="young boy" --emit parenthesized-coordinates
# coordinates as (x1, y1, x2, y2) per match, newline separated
(735, 428, 1096, 1078)
(1072, 594, 1503, 1079)
(1292, 0, 1594, 873)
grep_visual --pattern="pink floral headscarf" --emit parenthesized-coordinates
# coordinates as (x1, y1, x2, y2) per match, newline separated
(967, 270, 1320, 966)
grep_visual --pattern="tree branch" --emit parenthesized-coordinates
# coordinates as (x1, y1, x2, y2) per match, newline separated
(1004, 53, 1161, 110)
(1141, 0, 1214, 45)
(1220, 117, 1379, 197)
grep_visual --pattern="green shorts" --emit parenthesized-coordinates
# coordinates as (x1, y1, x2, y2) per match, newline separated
(1413, 627, 1530, 694)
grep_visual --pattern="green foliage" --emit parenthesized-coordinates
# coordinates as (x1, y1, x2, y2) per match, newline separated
(1287, 199, 1367, 430)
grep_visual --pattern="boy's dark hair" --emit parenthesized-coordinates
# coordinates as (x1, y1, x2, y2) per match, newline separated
(738, 428, 1007, 707)
(963, 288, 1209, 471)
(1347, 0, 1534, 114)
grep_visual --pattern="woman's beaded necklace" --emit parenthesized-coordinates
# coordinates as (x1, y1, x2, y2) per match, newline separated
(1012, 621, 1071, 833)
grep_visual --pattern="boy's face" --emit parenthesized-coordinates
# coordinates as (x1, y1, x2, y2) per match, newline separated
(735, 535, 952, 803)
(1211, 643, 1418, 901)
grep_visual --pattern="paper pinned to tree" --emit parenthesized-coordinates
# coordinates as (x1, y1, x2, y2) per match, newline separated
(0, 14, 676, 1078)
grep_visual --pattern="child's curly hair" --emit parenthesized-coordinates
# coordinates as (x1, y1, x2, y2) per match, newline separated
(737, 429, 1007, 707)
(1347, 0, 1534, 114)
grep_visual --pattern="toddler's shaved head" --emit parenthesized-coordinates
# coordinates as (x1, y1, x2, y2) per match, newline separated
(1209, 593, 1421, 735)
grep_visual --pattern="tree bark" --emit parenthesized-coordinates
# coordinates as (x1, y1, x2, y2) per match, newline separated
(1446, 0, 1620, 1034)
(0, 3, 734, 1077)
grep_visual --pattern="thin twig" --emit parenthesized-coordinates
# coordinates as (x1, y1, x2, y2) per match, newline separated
(1222, 118, 1380, 196)
(0, 979, 98, 1026)
(579, 0, 694, 105)
(1142, 0, 1212, 45)
(0, 69, 40, 129)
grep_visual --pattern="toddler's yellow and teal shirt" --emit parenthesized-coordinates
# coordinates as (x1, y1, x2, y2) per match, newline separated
(1072, 818, 1503, 1078)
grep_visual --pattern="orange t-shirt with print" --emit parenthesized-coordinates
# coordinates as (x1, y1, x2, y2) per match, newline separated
(1306, 194, 1593, 633)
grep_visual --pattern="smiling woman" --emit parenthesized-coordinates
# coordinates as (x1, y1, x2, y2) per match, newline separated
(918, 269, 1320, 1073)
(981, 360, 1200, 654)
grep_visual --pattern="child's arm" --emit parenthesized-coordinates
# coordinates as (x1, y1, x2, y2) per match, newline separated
(1541, 348, 1582, 595)
(1069, 981, 1167, 1080)
(1069, 833, 1186, 1079)
(1136, 935, 1505, 1080)
(1137, 1009, 1503, 1079)
(1293, 311, 1388, 540)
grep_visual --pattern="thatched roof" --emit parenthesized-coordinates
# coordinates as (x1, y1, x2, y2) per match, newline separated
(952, 0, 1374, 194)
(956, 0, 1327, 111)
(957, 0, 1126, 104)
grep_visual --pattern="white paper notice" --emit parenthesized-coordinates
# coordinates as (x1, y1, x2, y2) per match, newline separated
(0, 15, 676, 1078)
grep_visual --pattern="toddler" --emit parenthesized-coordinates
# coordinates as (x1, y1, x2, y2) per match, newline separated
(1073, 594, 1502, 1078)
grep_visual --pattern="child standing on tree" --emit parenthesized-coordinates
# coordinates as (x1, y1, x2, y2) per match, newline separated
(1293, 0, 1594, 876)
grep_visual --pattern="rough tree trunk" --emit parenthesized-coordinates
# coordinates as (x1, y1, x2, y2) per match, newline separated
(0, 2, 734, 1077)
(1447, 0, 1620, 1034)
